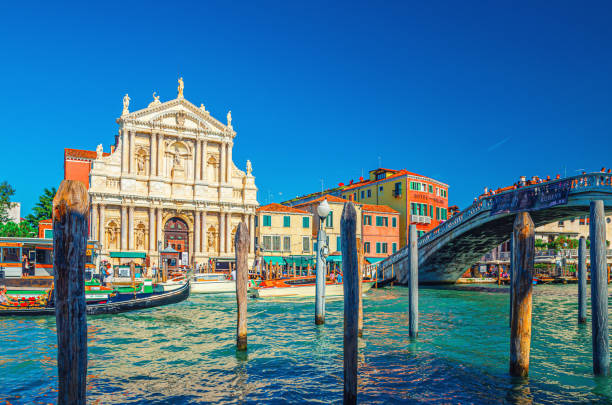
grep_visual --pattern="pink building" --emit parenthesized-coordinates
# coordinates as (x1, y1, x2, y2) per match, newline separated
(361, 204, 400, 260)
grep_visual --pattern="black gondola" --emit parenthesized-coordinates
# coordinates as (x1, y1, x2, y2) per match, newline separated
(0, 281, 190, 317)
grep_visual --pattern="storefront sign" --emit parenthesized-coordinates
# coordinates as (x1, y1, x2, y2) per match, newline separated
(490, 180, 571, 215)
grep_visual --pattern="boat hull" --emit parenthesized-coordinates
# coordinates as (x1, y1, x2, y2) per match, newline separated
(0, 282, 190, 317)
(191, 280, 235, 294)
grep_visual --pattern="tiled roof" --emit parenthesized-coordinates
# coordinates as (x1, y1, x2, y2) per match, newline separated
(361, 204, 399, 214)
(294, 195, 351, 207)
(256, 203, 311, 214)
(341, 169, 446, 192)
(64, 148, 110, 160)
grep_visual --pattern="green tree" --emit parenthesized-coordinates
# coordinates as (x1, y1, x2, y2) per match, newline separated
(0, 181, 16, 223)
(0, 221, 35, 237)
(24, 187, 56, 232)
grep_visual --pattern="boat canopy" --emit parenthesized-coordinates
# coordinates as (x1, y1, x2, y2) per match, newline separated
(326, 255, 343, 263)
(283, 256, 315, 267)
(263, 256, 286, 266)
(109, 252, 147, 258)
(365, 257, 384, 264)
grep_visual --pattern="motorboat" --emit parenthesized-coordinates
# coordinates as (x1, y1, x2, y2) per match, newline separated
(249, 276, 374, 299)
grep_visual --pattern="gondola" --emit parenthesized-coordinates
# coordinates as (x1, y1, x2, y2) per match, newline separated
(0, 281, 190, 317)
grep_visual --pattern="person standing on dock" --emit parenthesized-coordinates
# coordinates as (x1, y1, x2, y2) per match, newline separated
(21, 254, 31, 277)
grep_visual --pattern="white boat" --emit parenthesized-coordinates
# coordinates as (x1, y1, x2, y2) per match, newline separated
(190, 273, 236, 294)
(249, 277, 375, 299)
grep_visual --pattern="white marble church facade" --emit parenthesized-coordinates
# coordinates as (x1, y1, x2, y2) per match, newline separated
(88, 81, 258, 266)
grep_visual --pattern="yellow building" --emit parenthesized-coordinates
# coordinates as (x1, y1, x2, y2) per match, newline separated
(255, 203, 314, 266)
(294, 195, 362, 254)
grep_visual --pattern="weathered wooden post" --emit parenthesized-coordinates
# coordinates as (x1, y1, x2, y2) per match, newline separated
(356, 238, 364, 338)
(162, 260, 168, 283)
(341, 202, 358, 404)
(53, 180, 89, 405)
(408, 224, 418, 339)
(510, 212, 535, 377)
(235, 222, 249, 351)
(130, 261, 136, 291)
(590, 200, 609, 376)
(578, 236, 587, 324)
(292, 262, 296, 278)
(509, 236, 514, 328)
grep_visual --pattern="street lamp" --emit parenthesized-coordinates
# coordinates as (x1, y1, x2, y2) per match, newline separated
(315, 198, 330, 325)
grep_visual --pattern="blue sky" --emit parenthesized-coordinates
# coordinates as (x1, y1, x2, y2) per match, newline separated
(1, 1, 611, 215)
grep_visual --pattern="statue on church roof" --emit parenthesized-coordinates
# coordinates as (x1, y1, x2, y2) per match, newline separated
(227, 110, 232, 128)
(246, 160, 252, 176)
(148, 92, 161, 107)
(96, 144, 103, 160)
(122, 94, 130, 115)
(200, 103, 207, 113)
(177, 77, 184, 98)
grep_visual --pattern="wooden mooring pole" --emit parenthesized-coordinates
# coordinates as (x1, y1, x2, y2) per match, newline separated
(235, 222, 250, 351)
(578, 236, 587, 324)
(509, 236, 514, 328)
(341, 202, 358, 404)
(590, 200, 609, 376)
(409, 224, 418, 339)
(357, 238, 364, 338)
(53, 180, 89, 405)
(509, 212, 534, 377)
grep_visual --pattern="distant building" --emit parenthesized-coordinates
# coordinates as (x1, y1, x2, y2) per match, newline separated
(255, 203, 313, 266)
(64, 148, 110, 189)
(38, 219, 52, 238)
(536, 215, 612, 245)
(6, 202, 20, 224)
(361, 204, 401, 260)
(285, 168, 448, 247)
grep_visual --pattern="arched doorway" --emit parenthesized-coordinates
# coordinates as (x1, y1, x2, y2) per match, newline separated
(164, 217, 189, 258)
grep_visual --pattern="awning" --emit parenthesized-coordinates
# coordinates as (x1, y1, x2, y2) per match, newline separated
(263, 256, 286, 266)
(326, 255, 343, 263)
(284, 256, 315, 267)
(365, 257, 384, 264)
(109, 252, 147, 259)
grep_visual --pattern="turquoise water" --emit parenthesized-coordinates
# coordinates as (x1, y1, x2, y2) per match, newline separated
(1, 285, 611, 404)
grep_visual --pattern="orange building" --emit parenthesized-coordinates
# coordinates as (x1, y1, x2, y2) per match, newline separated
(64, 148, 110, 189)
(361, 204, 400, 259)
(38, 219, 53, 239)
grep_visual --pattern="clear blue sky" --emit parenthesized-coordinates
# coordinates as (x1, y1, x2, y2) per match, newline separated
(1, 1, 611, 216)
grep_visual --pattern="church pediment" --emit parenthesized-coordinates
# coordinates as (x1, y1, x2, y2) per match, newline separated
(119, 97, 230, 134)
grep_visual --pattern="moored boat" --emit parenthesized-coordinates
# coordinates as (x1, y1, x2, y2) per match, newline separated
(249, 276, 374, 299)
(190, 273, 235, 294)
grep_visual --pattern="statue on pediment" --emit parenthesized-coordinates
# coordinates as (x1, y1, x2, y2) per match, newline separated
(246, 160, 252, 176)
(122, 94, 131, 115)
(200, 103, 207, 113)
(96, 144, 103, 160)
(227, 110, 232, 128)
(178, 77, 184, 99)
(148, 92, 161, 107)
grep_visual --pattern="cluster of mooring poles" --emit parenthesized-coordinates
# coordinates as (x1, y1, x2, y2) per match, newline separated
(509, 200, 609, 377)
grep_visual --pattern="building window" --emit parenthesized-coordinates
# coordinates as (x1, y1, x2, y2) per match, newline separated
(302, 236, 310, 252)
(263, 215, 271, 227)
(392, 217, 397, 227)
(272, 235, 281, 251)
(283, 236, 291, 251)
(376, 172, 386, 180)
(364, 215, 372, 226)
(441, 208, 448, 220)
(325, 211, 333, 228)
(379, 186, 383, 192)
(283, 216, 291, 227)
(2, 247, 20, 263)
(429, 204, 434, 218)
(436, 207, 440, 220)
(393, 182, 402, 197)
(254, 216, 258, 227)
(262, 235, 272, 251)
(376, 242, 381, 254)
(353, 193, 357, 201)
(336, 236, 341, 252)
(254, 236, 258, 249)
(376, 216, 383, 226)
(428, 185, 433, 193)
(418, 230, 426, 237)
(382, 243, 388, 254)
(364, 242, 370, 253)
(302, 216, 310, 228)
(367, 189, 372, 198)
(392, 243, 397, 253)
(361, 190, 365, 199)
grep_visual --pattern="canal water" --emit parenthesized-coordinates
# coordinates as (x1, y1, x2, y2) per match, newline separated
(1, 284, 611, 404)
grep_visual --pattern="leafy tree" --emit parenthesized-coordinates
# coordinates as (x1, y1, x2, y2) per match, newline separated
(0, 221, 35, 237)
(0, 181, 16, 223)
(24, 187, 56, 232)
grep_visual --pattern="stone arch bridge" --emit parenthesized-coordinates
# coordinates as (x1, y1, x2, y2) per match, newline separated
(377, 172, 612, 284)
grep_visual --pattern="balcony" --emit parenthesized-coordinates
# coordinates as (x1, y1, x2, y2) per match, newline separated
(410, 215, 431, 224)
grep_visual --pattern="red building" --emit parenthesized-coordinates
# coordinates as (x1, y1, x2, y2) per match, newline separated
(64, 148, 110, 189)
(361, 204, 400, 259)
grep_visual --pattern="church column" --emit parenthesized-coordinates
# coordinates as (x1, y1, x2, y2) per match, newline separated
(249, 214, 255, 254)
(201, 211, 207, 255)
(157, 133, 164, 177)
(226, 213, 232, 253)
(194, 140, 201, 182)
(129, 131, 135, 175)
(156, 207, 163, 249)
(91, 203, 98, 241)
(219, 211, 226, 255)
(201, 140, 207, 181)
(194, 210, 201, 254)
(98, 204, 105, 247)
(121, 129, 129, 174)
(128, 205, 135, 250)
(219, 142, 226, 185)
(150, 132, 157, 177)
(120, 206, 128, 250)
(226, 143, 233, 184)
(149, 206, 155, 251)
